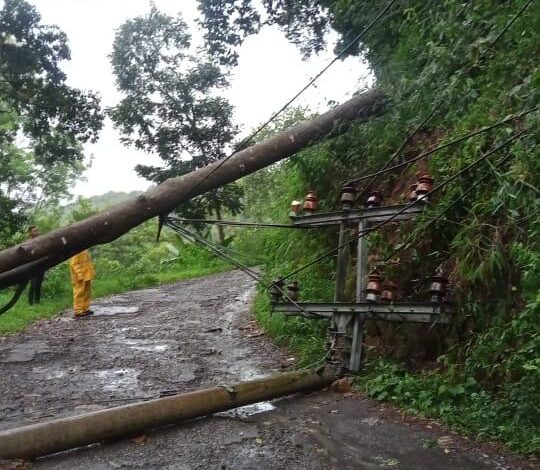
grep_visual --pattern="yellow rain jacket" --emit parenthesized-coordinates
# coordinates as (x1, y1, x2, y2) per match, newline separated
(70, 250, 95, 282)
(69, 250, 95, 314)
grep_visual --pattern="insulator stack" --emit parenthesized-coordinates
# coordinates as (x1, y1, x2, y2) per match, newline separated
(286, 281, 299, 302)
(365, 190, 383, 208)
(415, 173, 433, 203)
(340, 185, 356, 211)
(380, 281, 398, 302)
(365, 271, 383, 302)
(289, 200, 301, 217)
(302, 190, 318, 215)
(429, 274, 448, 304)
(269, 279, 284, 303)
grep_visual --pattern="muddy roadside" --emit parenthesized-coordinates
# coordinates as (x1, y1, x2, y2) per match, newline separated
(0, 270, 536, 469)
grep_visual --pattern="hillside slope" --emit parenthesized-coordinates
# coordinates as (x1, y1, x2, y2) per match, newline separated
(234, 0, 539, 455)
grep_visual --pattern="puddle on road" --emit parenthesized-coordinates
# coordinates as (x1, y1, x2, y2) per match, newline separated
(92, 306, 139, 316)
(217, 401, 276, 419)
(0, 341, 50, 363)
(237, 366, 266, 382)
(123, 339, 169, 352)
(224, 350, 266, 382)
(32, 366, 67, 380)
(94, 368, 139, 392)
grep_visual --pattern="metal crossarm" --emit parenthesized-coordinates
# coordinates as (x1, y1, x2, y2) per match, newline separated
(277, 202, 453, 373)
(271, 301, 452, 324)
(290, 204, 423, 227)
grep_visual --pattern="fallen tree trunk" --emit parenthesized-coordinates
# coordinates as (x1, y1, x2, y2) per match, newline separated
(0, 89, 385, 287)
(0, 367, 335, 460)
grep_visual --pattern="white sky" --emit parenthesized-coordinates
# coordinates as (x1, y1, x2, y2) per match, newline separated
(26, 0, 372, 198)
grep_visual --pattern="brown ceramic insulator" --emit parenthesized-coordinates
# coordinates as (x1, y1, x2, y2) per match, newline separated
(286, 281, 300, 302)
(380, 282, 398, 302)
(302, 190, 318, 213)
(269, 279, 284, 303)
(429, 274, 448, 303)
(415, 173, 434, 202)
(365, 190, 383, 208)
(365, 272, 382, 302)
(340, 185, 356, 211)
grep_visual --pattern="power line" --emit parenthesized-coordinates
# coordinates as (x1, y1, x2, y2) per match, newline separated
(352, 100, 443, 196)
(349, 0, 534, 193)
(183, 0, 399, 200)
(233, 0, 398, 151)
(278, 129, 527, 282)
(163, 218, 322, 319)
(178, 0, 533, 278)
(351, 107, 536, 183)
(382, 153, 516, 263)
(166, 216, 310, 230)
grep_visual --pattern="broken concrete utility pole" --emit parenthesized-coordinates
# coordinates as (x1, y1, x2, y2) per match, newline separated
(0, 89, 384, 288)
(0, 367, 335, 460)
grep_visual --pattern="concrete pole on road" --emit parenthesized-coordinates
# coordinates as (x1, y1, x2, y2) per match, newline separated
(0, 367, 336, 460)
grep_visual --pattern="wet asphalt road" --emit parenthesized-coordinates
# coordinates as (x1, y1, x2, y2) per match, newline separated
(0, 270, 535, 469)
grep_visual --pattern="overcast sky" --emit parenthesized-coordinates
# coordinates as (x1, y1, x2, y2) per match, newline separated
(27, 0, 372, 198)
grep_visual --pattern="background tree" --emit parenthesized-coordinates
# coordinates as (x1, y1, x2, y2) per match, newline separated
(0, 0, 103, 246)
(110, 5, 243, 244)
(197, 0, 330, 66)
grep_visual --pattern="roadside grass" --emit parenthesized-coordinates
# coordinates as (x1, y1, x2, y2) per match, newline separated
(252, 290, 327, 367)
(0, 261, 229, 335)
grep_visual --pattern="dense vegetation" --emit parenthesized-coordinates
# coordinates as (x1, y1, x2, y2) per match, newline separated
(224, 0, 539, 455)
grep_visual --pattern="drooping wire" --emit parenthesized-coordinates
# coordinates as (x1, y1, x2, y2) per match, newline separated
(352, 108, 536, 183)
(165, 216, 309, 230)
(278, 129, 527, 282)
(0, 281, 29, 316)
(381, 152, 517, 264)
(182, 0, 399, 200)
(165, 219, 259, 277)
(349, 0, 535, 193)
(163, 218, 323, 319)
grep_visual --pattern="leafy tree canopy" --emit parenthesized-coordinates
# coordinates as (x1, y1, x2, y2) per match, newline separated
(110, 5, 243, 239)
(0, 0, 104, 244)
(197, 0, 331, 66)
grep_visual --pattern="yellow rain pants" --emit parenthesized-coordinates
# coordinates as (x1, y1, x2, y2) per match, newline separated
(69, 250, 95, 315)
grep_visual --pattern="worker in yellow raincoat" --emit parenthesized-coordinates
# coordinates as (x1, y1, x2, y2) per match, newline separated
(69, 249, 95, 318)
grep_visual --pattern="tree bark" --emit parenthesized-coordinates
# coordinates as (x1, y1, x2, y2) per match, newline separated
(0, 89, 385, 287)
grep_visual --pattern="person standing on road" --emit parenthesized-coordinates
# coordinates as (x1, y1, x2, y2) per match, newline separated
(69, 249, 95, 318)
(27, 225, 45, 305)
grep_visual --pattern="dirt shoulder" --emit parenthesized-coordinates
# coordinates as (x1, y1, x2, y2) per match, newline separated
(0, 270, 535, 469)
